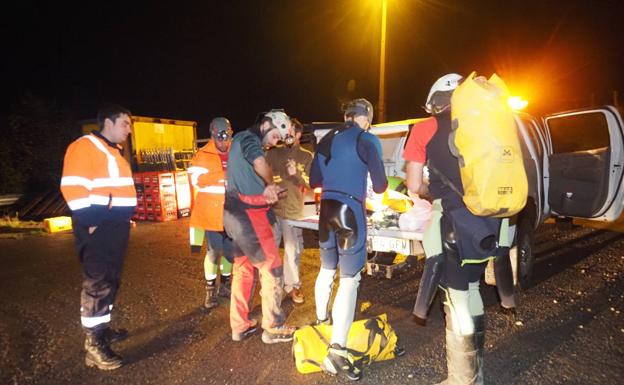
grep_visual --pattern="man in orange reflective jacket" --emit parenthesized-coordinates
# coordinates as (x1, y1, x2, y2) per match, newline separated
(61, 104, 136, 371)
(188, 117, 233, 309)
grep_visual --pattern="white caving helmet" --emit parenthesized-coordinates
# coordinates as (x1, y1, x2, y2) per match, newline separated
(264, 109, 293, 145)
(424, 73, 463, 114)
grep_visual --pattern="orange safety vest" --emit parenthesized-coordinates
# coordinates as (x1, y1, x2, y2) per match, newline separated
(188, 140, 227, 231)
(60, 133, 136, 216)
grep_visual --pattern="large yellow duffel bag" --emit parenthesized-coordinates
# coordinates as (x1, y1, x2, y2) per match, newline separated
(292, 314, 399, 374)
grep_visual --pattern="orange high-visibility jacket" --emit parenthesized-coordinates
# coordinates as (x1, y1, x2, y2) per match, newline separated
(188, 140, 227, 231)
(60, 132, 137, 227)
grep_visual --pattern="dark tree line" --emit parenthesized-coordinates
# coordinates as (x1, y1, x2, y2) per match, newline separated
(0, 93, 81, 194)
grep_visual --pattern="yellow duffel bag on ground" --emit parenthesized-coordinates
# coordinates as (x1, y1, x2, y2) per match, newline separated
(292, 313, 400, 374)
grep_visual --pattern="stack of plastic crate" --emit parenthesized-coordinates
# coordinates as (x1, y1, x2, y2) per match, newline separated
(132, 174, 147, 221)
(174, 171, 192, 218)
(142, 172, 178, 222)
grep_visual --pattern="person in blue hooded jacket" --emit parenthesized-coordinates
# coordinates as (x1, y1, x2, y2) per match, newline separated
(310, 98, 387, 380)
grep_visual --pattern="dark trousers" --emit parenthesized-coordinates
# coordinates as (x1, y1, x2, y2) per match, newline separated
(73, 219, 130, 331)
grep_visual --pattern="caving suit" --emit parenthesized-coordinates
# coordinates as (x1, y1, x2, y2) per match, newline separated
(404, 111, 515, 385)
(310, 121, 387, 347)
(223, 129, 285, 334)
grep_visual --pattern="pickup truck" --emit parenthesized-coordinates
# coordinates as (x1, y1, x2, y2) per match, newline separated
(291, 105, 624, 285)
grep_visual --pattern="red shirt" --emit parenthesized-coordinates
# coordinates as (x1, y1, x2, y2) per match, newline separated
(402, 117, 438, 163)
(218, 152, 228, 171)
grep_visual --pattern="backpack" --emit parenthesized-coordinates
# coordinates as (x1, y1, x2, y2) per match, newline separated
(292, 314, 399, 374)
(449, 72, 528, 217)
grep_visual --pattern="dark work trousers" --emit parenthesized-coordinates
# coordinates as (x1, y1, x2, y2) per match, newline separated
(73, 219, 130, 331)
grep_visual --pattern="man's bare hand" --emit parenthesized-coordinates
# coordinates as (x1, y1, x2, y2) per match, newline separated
(263, 184, 282, 204)
(88, 226, 97, 234)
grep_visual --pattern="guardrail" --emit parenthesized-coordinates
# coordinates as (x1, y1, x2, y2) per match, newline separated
(0, 194, 22, 207)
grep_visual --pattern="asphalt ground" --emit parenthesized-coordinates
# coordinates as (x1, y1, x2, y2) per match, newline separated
(1, 219, 623, 385)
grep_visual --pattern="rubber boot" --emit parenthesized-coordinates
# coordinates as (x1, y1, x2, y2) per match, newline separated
(412, 253, 444, 324)
(442, 329, 483, 385)
(84, 330, 123, 370)
(473, 315, 485, 385)
(493, 251, 516, 309)
(204, 283, 218, 309)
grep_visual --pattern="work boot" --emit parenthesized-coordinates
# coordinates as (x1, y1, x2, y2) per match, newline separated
(84, 331, 123, 370)
(83, 327, 128, 350)
(204, 284, 218, 309)
(218, 278, 231, 299)
(320, 343, 362, 381)
(103, 327, 129, 344)
(261, 324, 297, 344)
(231, 319, 258, 342)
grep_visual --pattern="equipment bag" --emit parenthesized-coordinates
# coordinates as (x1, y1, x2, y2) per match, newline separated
(292, 314, 399, 374)
(449, 72, 528, 217)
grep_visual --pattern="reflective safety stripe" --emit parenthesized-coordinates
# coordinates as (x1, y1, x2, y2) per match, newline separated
(81, 313, 111, 328)
(67, 197, 92, 210)
(61, 176, 134, 189)
(92, 177, 134, 188)
(187, 166, 209, 174)
(196, 186, 226, 194)
(188, 166, 208, 186)
(61, 176, 94, 190)
(89, 195, 137, 207)
(84, 135, 120, 178)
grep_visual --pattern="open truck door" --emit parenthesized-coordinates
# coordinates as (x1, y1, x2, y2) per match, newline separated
(544, 106, 624, 221)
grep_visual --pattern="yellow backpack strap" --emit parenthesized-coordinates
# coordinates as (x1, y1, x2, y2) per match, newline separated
(345, 317, 389, 366)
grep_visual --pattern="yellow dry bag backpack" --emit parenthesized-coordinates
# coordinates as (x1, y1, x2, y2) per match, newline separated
(449, 72, 528, 217)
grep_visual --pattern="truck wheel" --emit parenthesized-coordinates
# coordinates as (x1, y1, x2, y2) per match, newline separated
(367, 251, 397, 265)
(516, 215, 535, 291)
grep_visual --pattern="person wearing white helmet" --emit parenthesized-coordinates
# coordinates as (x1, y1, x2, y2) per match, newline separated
(265, 118, 313, 305)
(310, 98, 388, 380)
(222, 109, 297, 344)
(404, 73, 503, 384)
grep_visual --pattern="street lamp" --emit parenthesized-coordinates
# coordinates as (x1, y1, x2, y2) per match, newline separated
(377, 0, 388, 123)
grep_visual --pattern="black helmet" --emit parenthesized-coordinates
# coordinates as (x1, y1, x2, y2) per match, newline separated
(343, 98, 374, 123)
(209, 117, 233, 141)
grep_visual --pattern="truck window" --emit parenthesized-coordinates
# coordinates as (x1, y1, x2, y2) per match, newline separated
(548, 112, 610, 154)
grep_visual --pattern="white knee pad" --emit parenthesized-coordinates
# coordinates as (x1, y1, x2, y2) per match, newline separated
(315, 267, 337, 321)
(331, 272, 361, 347)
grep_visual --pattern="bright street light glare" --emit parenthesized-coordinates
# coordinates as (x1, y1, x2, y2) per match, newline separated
(508, 96, 529, 111)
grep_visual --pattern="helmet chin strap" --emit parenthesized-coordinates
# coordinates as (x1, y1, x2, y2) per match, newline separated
(432, 104, 451, 115)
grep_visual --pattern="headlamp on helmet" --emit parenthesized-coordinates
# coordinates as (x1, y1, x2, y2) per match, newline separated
(210, 117, 233, 141)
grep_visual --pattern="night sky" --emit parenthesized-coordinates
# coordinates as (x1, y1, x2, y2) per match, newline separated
(4, 0, 624, 137)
